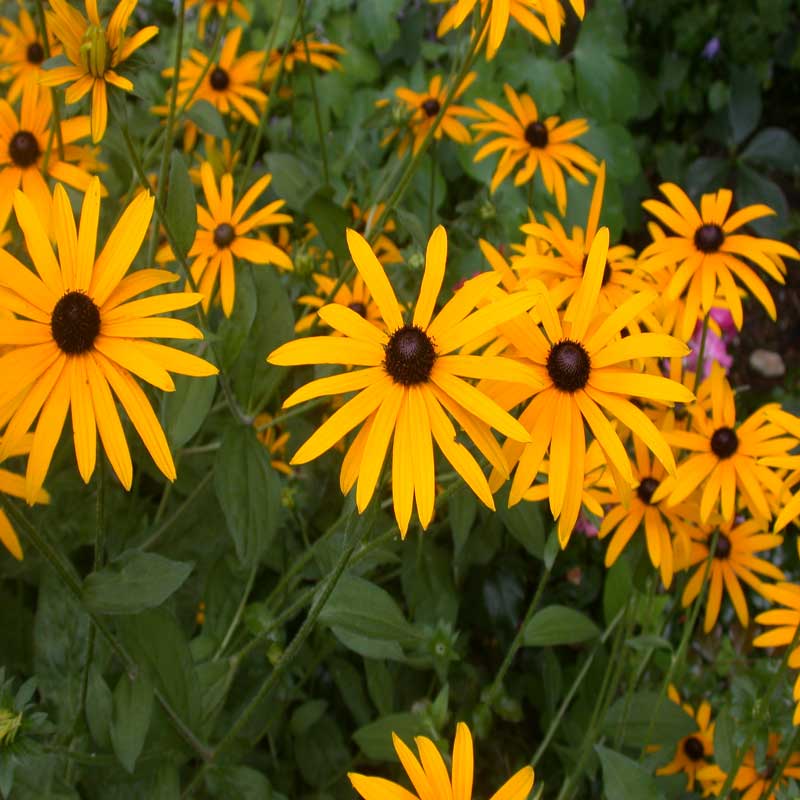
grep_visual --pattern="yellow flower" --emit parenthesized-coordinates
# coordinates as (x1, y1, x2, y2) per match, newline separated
(264, 37, 345, 80)
(41, 0, 158, 143)
(641, 184, 800, 340)
(678, 516, 784, 633)
(472, 84, 597, 212)
(0, 85, 96, 233)
(295, 272, 384, 334)
(185, 0, 251, 40)
(0, 4, 61, 104)
(380, 72, 481, 158)
(166, 27, 266, 126)
(0, 178, 217, 500)
(268, 226, 538, 537)
(189, 162, 293, 317)
(484, 228, 693, 548)
(253, 413, 291, 476)
(655, 686, 715, 793)
(760, 407, 800, 532)
(348, 721, 535, 800)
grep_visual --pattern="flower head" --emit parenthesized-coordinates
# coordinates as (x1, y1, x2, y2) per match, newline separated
(185, 0, 251, 40)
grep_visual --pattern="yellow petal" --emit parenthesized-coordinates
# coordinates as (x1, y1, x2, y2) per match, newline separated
(413, 225, 447, 330)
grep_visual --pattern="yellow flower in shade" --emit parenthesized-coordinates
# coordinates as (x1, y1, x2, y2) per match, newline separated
(515, 163, 653, 313)
(754, 581, 800, 725)
(253, 413, 291, 476)
(185, 0, 251, 40)
(264, 37, 345, 81)
(698, 733, 800, 799)
(483, 228, 693, 547)
(654, 364, 798, 523)
(380, 72, 481, 158)
(677, 516, 784, 633)
(295, 272, 383, 334)
(434, 0, 585, 58)
(598, 435, 697, 588)
(654, 686, 715, 792)
(348, 721, 535, 800)
(0, 86, 96, 233)
(0, 5, 61, 104)
(189, 162, 292, 317)
(0, 435, 50, 560)
(0, 178, 217, 500)
(472, 84, 597, 212)
(166, 27, 266, 126)
(41, 0, 158, 143)
(760, 407, 800, 533)
(641, 184, 800, 340)
(268, 226, 539, 537)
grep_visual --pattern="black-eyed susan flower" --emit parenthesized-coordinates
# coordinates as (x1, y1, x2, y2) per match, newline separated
(189, 162, 292, 317)
(0, 5, 61, 104)
(295, 272, 383, 334)
(0, 179, 217, 500)
(761, 407, 800, 533)
(654, 364, 797, 523)
(41, 0, 158, 143)
(185, 0, 251, 40)
(0, 86, 95, 233)
(655, 686, 715, 792)
(472, 84, 596, 212)
(269, 226, 539, 537)
(678, 516, 784, 633)
(483, 228, 693, 547)
(348, 721, 535, 800)
(264, 36, 344, 80)
(0, 435, 49, 560)
(641, 185, 800, 340)
(166, 27, 265, 126)
(380, 72, 480, 158)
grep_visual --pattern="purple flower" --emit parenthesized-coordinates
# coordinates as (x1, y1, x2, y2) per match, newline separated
(685, 321, 733, 379)
(702, 36, 721, 60)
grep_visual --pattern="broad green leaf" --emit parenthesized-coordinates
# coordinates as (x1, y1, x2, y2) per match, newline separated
(110, 671, 153, 773)
(85, 667, 112, 749)
(290, 699, 328, 736)
(294, 715, 349, 788)
(365, 658, 393, 716)
(354, 713, 425, 761)
(206, 765, 272, 800)
(498, 492, 545, 560)
(214, 424, 282, 566)
(164, 371, 217, 448)
(165, 151, 197, 258)
(736, 165, 788, 237)
(522, 605, 600, 647)
(603, 556, 632, 627)
(332, 627, 404, 661)
(519, 57, 573, 115)
(603, 691, 696, 748)
(356, 0, 403, 52)
(741, 127, 800, 172)
(450, 485, 477, 562)
(596, 745, 665, 800)
(728, 68, 762, 146)
(329, 657, 372, 727)
(304, 192, 349, 262)
(575, 31, 639, 122)
(685, 156, 730, 197)
(186, 99, 228, 139)
(714, 707, 736, 773)
(82, 551, 193, 615)
(151, 763, 180, 800)
(264, 153, 320, 210)
(217, 267, 258, 372)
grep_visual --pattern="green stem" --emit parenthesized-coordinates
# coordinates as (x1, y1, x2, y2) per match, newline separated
(299, 10, 330, 188)
(428, 142, 437, 233)
(693, 312, 710, 393)
(213, 559, 258, 660)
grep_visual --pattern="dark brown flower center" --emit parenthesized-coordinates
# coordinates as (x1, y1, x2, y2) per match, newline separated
(421, 98, 440, 117)
(209, 66, 230, 91)
(714, 533, 731, 559)
(694, 224, 724, 253)
(9, 131, 40, 168)
(348, 301, 367, 318)
(384, 324, 436, 385)
(710, 426, 738, 459)
(524, 121, 549, 148)
(51, 291, 101, 354)
(636, 477, 660, 505)
(26, 41, 45, 64)
(213, 223, 235, 248)
(580, 252, 612, 286)
(547, 340, 591, 392)
(683, 736, 705, 761)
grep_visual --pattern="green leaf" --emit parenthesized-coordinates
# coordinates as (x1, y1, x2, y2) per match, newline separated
(264, 154, 320, 210)
(354, 713, 424, 761)
(215, 424, 282, 565)
(206, 766, 272, 800)
(522, 605, 600, 647)
(186, 99, 228, 139)
(596, 745, 665, 800)
(110, 671, 153, 773)
(728, 68, 762, 146)
(332, 627, 405, 661)
(519, 57, 573, 115)
(290, 699, 328, 736)
(450, 485, 477, 562)
(714, 707, 736, 773)
(603, 691, 696, 749)
(216, 267, 258, 372)
(82, 551, 193, 615)
(293, 715, 349, 788)
(365, 658, 393, 716)
(736, 165, 788, 237)
(164, 371, 217, 448)
(603, 556, 632, 627)
(85, 667, 112, 749)
(356, 0, 403, 52)
(741, 127, 800, 173)
(304, 192, 349, 262)
(498, 492, 545, 559)
(165, 151, 197, 258)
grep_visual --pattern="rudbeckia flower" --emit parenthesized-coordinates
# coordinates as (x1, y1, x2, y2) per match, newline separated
(760, 407, 800, 532)
(0, 86, 96, 233)
(253, 413, 291, 476)
(654, 363, 798, 523)
(472, 84, 597, 213)
(484, 228, 693, 547)
(654, 686, 716, 792)
(678, 516, 784, 633)
(641, 184, 800, 340)
(166, 27, 266, 126)
(0, 5, 61, 104)
(379, 72, 481, 158)
(189, 162, 293, 317)
(268, 226, 539, 536)
(0, 178, 217, 500)
(41, 0, 158, 143)
(348, 721, 535, 800)
(264, 37, 345, 80)
(295, 272, 383, 334)
(185, 0, 251, 40)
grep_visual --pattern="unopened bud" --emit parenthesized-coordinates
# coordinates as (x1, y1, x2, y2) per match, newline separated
(0, 709, 22, 746)
(80, 25, 109, 78)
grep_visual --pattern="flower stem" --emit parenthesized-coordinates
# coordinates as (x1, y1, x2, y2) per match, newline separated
(693, 312, 710, 393)
(299, 10, 330, 188)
